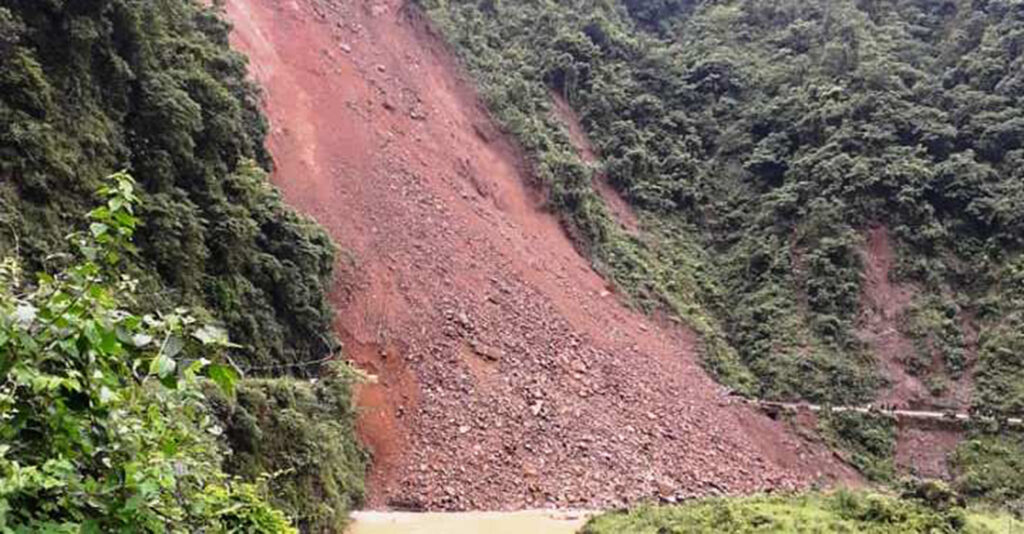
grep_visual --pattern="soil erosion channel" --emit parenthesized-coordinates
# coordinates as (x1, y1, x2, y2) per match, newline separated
(225, 0, 855, 512)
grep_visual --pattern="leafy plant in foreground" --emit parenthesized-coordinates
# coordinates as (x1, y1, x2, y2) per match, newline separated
(0, 173, 294, 532)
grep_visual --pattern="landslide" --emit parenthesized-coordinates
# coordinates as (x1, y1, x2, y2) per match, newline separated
(224, 0, 856, 511)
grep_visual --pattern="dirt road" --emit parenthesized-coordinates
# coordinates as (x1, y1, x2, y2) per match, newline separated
(225, 0, 856, 511)
(755, 401, 1023, 427)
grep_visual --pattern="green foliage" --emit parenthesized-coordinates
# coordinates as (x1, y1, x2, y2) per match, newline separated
(0, 0, 337, 372)
(0, 174, 294, 533)
(418, 0, 1024, 407)
(973, 255, 1024, 416)
(951, 432, 1024, 515)
(581, 491, 1020, 533)
(205, 367, 368, 533)
(818, 410, 897, 482)
(900, 294, 968, 389)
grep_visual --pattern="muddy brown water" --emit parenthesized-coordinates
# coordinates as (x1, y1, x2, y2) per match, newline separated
(345, 510, 590, 534)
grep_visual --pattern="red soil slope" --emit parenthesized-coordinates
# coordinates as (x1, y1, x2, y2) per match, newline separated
(858, 227, 975, 411)
(858, 227, 924, 407)
(225, 0, 855, 511)
(858, 227, 975, 478)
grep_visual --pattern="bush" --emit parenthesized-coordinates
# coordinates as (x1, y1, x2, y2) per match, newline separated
(0, 174, 294, 532)
(206, 367, 368, 533)
(581, 491, 1019, 534)
(819, 410, 897, 482)
(951, 432, 1024, 513)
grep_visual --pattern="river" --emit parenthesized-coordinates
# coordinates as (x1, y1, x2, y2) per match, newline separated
(346, 510, 591, 534)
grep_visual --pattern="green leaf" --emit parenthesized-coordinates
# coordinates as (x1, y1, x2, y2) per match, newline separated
(89, 223, 109, 238)
(98, 329, 119, 355)
(159, 373, 178, 390)
(184, 358, 210, 379)
(88, 206, 110, 220)
(192, 325, 230, 346)
(150, 354, 176, 379)
(113, 210, 138, 228)
(164, 335, 185, 358)
(206, 363, 240, 396)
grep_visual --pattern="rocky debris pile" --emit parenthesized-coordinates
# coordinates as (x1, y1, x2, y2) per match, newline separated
(226, 0, 854, 512)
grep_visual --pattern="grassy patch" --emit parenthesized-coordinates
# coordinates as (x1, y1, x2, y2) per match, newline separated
(581, 491, 1022, 534)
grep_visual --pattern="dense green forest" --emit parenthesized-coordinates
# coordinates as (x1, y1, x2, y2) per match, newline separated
(420, 0, 1024, 513)
(0, 0, 336, 372)
(0, 1, 363, 530)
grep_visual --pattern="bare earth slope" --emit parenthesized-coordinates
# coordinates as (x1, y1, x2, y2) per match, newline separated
(225, 0, 856, 511)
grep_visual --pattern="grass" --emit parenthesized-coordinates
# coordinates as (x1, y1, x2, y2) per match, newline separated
(581, 491, 1024, 534)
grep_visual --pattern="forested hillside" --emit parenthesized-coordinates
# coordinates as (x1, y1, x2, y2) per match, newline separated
(420, 0, 1024, 410)
(1, 0, 336, 371)
(0, 1, 363, 530)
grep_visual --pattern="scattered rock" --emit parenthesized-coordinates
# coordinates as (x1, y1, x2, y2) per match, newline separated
(230, 0, 848, 514)
(470, 340, 503, 361)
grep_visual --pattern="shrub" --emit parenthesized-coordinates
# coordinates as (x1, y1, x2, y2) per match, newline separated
(819, 410, 897, 482)
(0, 174, 295, 532)
(206, 368, 368, 533)
(581, 491, 1017, 534)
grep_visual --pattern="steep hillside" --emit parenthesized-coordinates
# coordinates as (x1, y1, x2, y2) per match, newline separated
(0, 1, 365, 530)
(418, 0, 1024, 415)
(0, 0, 336, 371)
(418, 0, 1024, 510)
(223, 0, 856, 511)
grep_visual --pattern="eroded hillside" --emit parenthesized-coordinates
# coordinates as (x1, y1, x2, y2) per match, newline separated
(224, 0, 856, 511)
